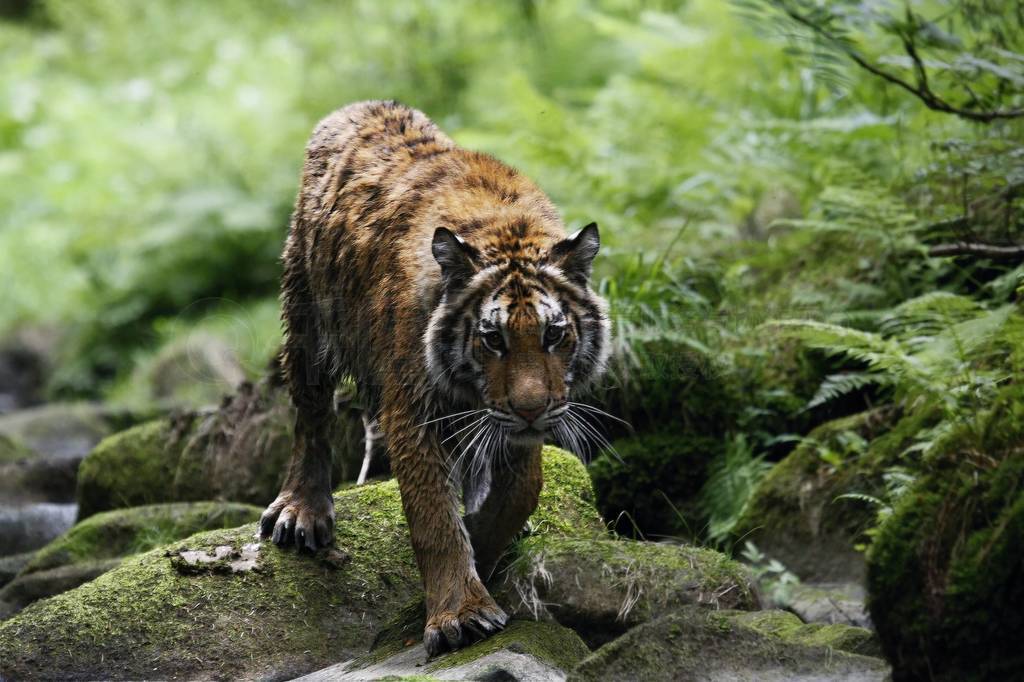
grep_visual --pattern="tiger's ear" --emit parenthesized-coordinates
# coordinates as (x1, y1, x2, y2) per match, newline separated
(549, 222, 600, 285)
(432, 227, 480, 290)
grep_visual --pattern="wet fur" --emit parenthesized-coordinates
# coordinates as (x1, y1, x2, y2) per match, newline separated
(259, 100, 610, 655)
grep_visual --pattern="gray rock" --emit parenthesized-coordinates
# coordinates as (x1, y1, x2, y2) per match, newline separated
(0, 403, 147, 505)
(0, 503, 77, 555)
(786, 582, 873, 629)
(302, 620, 589, 681)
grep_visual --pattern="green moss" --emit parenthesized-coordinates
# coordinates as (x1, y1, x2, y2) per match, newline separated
(428, 620, 589, 673)
(534, 445, 605, 536)
(0, 446, 601, 680)
(76, 419, 182, 518)
(497, 536, 758, 648)
(729, 610, 881, 657)
(0, 432, 36, 463)
(589, 431, 721, 539)
(733, 409, 907, 581)
(867, 383, 1024, 681)
(24, 501, 262, 574)
(74, 382, 366, 517)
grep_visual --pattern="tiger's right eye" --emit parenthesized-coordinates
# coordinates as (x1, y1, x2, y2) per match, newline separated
(481, 330, 505, 353)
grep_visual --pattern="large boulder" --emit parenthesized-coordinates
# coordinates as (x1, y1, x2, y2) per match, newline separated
(733, 409, 919, 582)
(570, 607, 889, 681)
(75, 374, 364, 518)
(867, 386, 1024, 681)
(0, 447, 605, 680)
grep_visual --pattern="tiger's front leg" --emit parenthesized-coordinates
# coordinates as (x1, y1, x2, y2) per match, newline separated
(384, 410, 508, 655)
(463, 443, 543, 581)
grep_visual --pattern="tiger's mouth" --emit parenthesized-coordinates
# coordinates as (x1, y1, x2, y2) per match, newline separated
(488, 408, 549, 445)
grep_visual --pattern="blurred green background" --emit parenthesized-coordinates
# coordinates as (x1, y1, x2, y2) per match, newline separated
(1, 0, 1022, 546)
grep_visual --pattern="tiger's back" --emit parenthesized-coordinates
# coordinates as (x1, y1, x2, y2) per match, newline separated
(286, 100, 567, 395)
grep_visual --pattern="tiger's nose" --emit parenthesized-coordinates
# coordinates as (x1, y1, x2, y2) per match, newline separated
(513, 405, 546, 423)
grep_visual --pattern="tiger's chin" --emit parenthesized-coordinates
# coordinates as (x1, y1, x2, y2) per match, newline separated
(506, 427, 547, 447)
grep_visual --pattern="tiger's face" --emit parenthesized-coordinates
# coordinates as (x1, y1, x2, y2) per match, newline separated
(425, 223, 610, 447)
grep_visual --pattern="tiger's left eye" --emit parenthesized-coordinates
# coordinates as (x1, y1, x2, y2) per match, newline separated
(544, 324, 565, 348)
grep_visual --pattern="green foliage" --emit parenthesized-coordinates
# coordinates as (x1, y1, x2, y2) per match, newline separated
(589, 431, 721, 540)
(867, 383, 1024, 681)
(698, 434, 772, 545)
(740, 541, 799, 605)
(738, 0, 1024, 122)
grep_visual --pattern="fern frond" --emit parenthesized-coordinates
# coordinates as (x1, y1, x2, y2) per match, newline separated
(806, 372, 888, 410)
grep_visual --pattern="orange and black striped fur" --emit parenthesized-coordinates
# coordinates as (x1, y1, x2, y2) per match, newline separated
(259, 101, 610, 655)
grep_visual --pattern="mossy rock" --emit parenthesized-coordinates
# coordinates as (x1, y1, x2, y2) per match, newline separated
(569, 607, 889, 681)
(496, 536, 759, 647)
(867, 386, 1024, 681)
(733, 408, 923, 582)
(139, 332, 246, 408)
(729, 609, 881, 658)
(589, 431, 721, 539)
(1, 502, 262, 616)
(23, 501, 263, 574)
(0, 447, 601, 680)
(76, 375, 364, 518)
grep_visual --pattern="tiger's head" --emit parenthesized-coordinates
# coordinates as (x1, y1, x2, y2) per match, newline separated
(425, 222, 611, 447)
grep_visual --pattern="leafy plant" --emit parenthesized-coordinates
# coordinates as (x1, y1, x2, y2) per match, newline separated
(699, 434, 773, 546)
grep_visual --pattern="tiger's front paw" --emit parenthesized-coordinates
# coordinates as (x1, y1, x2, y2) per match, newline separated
(259, 487, 335, 552)
(423, 582, 508, 656)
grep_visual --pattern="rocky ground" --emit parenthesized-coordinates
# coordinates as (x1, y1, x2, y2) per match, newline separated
(2, 333, 1016, 681)
(0, 368, 888, 682)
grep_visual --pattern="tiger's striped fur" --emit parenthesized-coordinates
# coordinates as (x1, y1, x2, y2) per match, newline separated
(259, 100, 610, 655)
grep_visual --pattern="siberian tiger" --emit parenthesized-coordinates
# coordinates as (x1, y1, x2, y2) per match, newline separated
(259, 100, 611, 655)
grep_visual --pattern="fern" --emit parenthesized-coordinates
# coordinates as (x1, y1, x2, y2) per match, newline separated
(805, 371, 890, 411)
(699, 434, 773, 546)
(771, 302, 1019, 416)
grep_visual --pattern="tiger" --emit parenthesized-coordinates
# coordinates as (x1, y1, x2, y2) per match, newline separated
(259, 100, 611, 655)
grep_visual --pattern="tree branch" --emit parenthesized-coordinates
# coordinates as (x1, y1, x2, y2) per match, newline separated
(928, 241, 1024, 259)
(777, 3, 1024, 123)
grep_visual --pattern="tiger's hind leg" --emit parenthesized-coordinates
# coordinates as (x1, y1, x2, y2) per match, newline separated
(463, 443, 543, 581)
